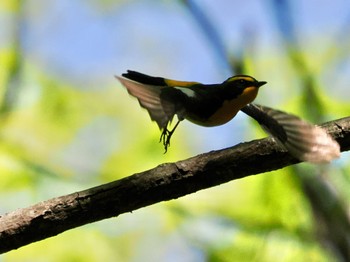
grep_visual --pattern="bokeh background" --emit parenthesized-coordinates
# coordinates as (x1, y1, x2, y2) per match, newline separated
(1, 0, 350, 261)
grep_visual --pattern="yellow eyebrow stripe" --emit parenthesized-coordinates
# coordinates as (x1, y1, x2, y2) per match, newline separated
(227, 76, 256, 82)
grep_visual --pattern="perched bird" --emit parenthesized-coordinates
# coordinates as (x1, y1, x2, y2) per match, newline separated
(116, 70, 340, 163)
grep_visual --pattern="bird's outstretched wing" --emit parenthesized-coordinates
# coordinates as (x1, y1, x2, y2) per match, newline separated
(117, 71, 195, 152)
(241, 103, 340, 163)
(116, 75, 170, 129)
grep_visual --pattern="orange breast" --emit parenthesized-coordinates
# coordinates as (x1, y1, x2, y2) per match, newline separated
(186, 86, 259, 127)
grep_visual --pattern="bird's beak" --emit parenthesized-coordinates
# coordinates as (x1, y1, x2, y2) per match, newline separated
(257, 81, 267, 87)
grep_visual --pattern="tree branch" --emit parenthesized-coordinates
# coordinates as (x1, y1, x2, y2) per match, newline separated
(1, 117, 350, 253)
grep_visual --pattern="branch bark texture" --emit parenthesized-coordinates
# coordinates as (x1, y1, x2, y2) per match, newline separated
(1, 117, 350, 253)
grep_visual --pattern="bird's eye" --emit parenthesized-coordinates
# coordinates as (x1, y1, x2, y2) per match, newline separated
(237, 79, 248, 85)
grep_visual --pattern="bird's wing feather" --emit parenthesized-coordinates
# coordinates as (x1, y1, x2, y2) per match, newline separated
(116, 76, 175, 129)
(241, 103, 340, 163)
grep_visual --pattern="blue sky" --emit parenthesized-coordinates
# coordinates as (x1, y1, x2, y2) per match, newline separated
(19, 0, 349, 84)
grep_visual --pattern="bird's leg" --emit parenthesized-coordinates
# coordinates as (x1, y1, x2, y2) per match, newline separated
(160, 120, 180, 153)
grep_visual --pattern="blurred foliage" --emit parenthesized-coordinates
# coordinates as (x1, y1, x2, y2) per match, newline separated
(0, 0, 349, 261)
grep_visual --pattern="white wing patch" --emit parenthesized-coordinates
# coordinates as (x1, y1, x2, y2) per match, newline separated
(173, 86, 196, 98)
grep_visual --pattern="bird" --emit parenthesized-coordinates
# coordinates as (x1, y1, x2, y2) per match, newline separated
(116, 70, 265, 151)
(116, 70, 340, 163)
